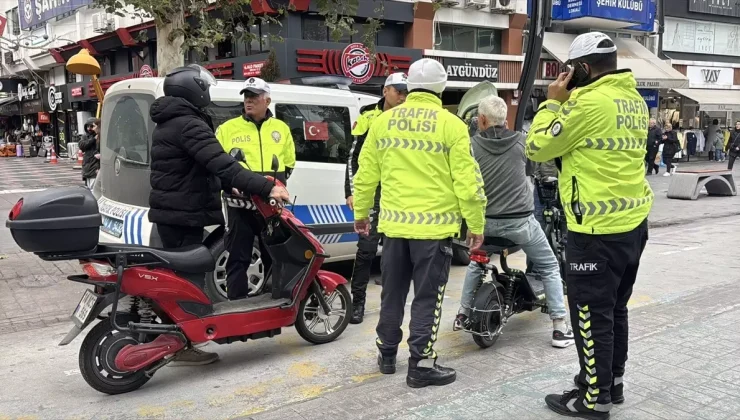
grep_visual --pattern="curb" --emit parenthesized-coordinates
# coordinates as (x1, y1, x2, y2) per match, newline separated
(649, 210, 740, 229)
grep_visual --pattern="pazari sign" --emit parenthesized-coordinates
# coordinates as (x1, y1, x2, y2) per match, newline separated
(18, 0, 93, 30)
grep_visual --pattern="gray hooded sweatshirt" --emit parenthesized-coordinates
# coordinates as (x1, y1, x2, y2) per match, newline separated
(471, 126, 534, 218)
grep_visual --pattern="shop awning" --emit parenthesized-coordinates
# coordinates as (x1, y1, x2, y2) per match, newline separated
(0, 96, 18, 106)
(672, 89, 740, 112)
(542, 33, 688, 90)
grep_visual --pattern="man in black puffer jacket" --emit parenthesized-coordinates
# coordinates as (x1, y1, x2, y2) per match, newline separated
(149, 65, 290, 366)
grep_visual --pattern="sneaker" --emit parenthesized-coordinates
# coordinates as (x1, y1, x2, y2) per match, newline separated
(663, 172, 671, 177)
(169, 347, 219, 367)
(545, 389, 611, 420)
(452, 313, 469, 331)
(552, 328, 575, 348)
(406, 360, 456, 388)
(350, 303, 365, 324)
(377, 353, 396, 375)
(573, 375, 624, 405)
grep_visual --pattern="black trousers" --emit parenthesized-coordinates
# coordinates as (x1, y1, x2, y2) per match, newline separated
(662, 155, 674, 173)
(225, 207, 272, 300)
(729, 155, 737, 170)
(568, 220, 648, 409)
(350, 204, 381, 307)
(157, 224, 203, 248)
(376, 237, 452, 365)
(645, 150, 659, 174)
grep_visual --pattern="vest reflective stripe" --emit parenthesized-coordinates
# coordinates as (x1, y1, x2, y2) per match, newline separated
(544, 103, 560, 113)
(577, 196, 652, 217)
(379, 209, 461, 225)
(377, 137, 449, 153)
(584, 137, 646, 151)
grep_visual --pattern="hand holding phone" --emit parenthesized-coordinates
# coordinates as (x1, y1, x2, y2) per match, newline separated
(547, 67, 575, 104)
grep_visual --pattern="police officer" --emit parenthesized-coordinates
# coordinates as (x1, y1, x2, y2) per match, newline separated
(353, 58, 487, 388)
(526, 32, 653, 419)
(216, 77, 296, 300)
(345, 72, 408, 324)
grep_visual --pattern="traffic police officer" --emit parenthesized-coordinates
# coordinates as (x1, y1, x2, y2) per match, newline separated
(345, 72, 408, 325)
(353, 58, 487, 388)
(217, 77, 296, 300)
(526, 32, 653, 419)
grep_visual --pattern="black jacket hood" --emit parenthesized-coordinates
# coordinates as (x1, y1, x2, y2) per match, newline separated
(150, 96, 204, 124)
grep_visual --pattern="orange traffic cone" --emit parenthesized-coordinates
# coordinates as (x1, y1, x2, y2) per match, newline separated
(50, 148, 58, 164)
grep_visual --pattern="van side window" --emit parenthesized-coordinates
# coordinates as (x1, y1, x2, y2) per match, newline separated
(102, 94, 153, 164)
(275, 103, 351, 164)
(204, 102, 243, 128)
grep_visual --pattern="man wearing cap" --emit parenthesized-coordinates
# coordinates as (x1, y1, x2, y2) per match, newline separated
(353, 58, 487, 388)
(526, 32, 652, 419)
(216, 77, 296, 300)
(345, 72, 407, 325)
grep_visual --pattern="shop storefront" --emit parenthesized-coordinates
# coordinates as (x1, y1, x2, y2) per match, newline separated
(46, 85, 73, 157)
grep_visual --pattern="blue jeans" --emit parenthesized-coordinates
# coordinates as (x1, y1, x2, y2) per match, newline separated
(459, 214, 567, 320)
(715, 150, 725, 161)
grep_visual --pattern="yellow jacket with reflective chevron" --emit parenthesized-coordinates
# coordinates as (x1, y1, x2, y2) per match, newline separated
(353, 92, 487, 239)
(525, 70, 654, 235)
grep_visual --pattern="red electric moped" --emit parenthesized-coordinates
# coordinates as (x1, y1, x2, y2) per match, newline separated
(6, 154, 352, 395)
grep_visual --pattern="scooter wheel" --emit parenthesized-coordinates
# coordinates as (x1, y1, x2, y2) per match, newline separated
(79, 316, 151, 395)
(295, 283, 352, 345)
(471, 283, 504, 349)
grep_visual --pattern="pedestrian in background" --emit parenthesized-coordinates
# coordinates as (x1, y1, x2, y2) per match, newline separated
(646, 118, 661, 175)
(728, 121, 740, 170)
(705, 119, 722, 161)
(526, 32, 653, 419)
(353, 58, 486, 388)
(345, 72, 407, 324)
(661, 124, 679, 177)
(79, 118, 100, 189)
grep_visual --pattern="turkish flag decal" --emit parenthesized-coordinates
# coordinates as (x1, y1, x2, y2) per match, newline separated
(304, 121, 329, 141)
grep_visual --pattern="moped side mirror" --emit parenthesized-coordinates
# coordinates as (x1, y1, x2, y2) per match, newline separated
(230, 148, 246, 163)
(271, 154, 279, 172)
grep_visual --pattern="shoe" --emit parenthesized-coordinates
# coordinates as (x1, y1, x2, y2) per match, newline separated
(545, 389, 610, 419)
(350, 303, 365, 324)
(452, 313, 469, 331)
(374, 277, 382, 286)
(169, 347, 219, 367)
(406, 360, 456, 388)
(377, 353, 396, 374)
(552, 328, 575, 348)
(573, 375, 624, 405)
(663, 173, 671, 177)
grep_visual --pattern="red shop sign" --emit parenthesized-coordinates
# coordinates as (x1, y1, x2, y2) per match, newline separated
(243, 61, 265, 78)
(71, 87, 83, 97)
(296, 44, 412, 85)
(37, 112, 50, 123)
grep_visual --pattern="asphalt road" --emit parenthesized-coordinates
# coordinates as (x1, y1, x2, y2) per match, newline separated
(1, 217, 738, 420)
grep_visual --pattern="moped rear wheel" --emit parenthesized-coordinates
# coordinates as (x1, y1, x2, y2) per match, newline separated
(295, 283, 351, 344)
(79, 316, 151, 395)
(470, 283, 504, 349)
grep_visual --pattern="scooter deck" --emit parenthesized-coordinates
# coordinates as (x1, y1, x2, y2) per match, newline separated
(213, 295, 291, 316)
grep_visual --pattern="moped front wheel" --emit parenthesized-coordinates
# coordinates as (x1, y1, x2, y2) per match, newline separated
(295, 284, 351, 345)
(79, 317, 152, 395)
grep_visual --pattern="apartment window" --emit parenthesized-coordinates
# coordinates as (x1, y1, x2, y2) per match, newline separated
(65, 69, 77, 84)
(217, 23, 273, 59)
(8, 8, 20, 35)
(302, 17, 374, 44)
(436, 24, 502, 54)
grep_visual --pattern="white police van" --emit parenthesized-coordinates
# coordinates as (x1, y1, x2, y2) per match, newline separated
(94, 78, 380, 301)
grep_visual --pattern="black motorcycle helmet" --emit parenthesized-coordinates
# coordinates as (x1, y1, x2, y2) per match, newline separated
(163, 64, 217, 108)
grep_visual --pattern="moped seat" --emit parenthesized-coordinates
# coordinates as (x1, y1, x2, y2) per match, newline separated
(481, 236, 522, 255)
(96, 244, 216, 273)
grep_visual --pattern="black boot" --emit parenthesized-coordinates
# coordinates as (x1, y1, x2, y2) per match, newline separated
(406, 359, 456, 388)
(573, 375, 624, 404)
(377, 354, 396, 374)
(350, 303, 364, 324)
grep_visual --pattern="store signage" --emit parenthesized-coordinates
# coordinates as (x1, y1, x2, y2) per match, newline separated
(139, 65, 154, 78)
(635, 80, 660, 88)
(689, 0, 740, 18)
(0, 78, 27, 94)
(542, 60, 561, 80)
(444, 58, 499, 82)
(296, 45, 413, 85)
(341, 43, 374, 84)
(18, 0, 93, 31)
(686, 65, 734, 89)
(638, 89, 658, 108)
(37, 112, 50, 124)
(552, 0, 651, 26)
(243, 61, 265, 78)
(0, 15, 7, 38)
(21, 98, 43, 115)
(47, 86, 63, 112)
(664, 18, 740, 57)
(71, 86, 83, 97)
(18, 81, 38, 101)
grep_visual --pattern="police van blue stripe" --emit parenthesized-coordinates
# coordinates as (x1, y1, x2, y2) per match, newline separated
(291, 205, 354, 225)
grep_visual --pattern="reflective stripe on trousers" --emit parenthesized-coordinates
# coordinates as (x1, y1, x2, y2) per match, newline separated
(379, 209, 462, 225)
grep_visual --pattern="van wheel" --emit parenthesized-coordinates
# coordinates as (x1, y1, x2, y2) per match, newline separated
(205, 236, 265, 303)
